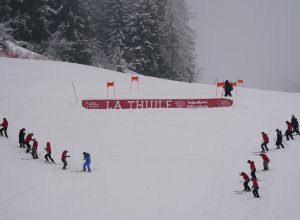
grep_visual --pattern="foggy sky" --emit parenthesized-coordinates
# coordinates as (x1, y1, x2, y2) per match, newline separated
(187, 0, 300, 92)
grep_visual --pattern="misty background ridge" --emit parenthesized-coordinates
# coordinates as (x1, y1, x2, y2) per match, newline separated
(0, 0, 197, 83)
(1, 0, 300, 92)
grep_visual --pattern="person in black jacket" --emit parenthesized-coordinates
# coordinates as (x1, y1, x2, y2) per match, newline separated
(291, 115, 300, 135)
(19, 128, 26, 148)
(223, 80, 233, 97)
(275, 129, 284, 149)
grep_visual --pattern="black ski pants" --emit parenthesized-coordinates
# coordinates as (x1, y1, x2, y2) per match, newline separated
(293, 126, 300, 135)
(31, 150, 38, 159)
(253, 188, 260, 198)
(45, 152, 54, 163)
(62, 159, 67, 169)
(244, 181, 251, 191)
(285, 130, 294, 140)
(19, 140, 25, 148)
(251, 170, 257, 179)
(276, 140, 284, 149)
(261, 142, 269, 151)
(263, 161, 269, 170)
(0, 127, 8, 138)
(224, 91, 232, 97)
(25, 142, 31, 153)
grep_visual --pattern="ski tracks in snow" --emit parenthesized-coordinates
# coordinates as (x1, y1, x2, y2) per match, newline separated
(0, 139, 51, 219)
(199, 111, 229, 219)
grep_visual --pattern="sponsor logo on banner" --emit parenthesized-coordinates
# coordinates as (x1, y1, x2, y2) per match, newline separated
(220, 99, 232, 107)
(175, 100, 185, 108)
(186, 100, 209, 108)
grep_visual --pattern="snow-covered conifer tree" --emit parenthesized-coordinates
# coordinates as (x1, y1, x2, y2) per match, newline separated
(0, 22, 14, 48)
(7, 0, 54, 50)
(102, 0, 129, 72)
(45, 0, 93, 65)
(160, 0, 196, 82)
(125, 0, 161, 76)
(0, 0, 11, 22)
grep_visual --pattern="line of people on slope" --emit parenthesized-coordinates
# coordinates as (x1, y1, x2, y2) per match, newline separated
(19, 128, 92, 172)
(0, 118, 92, 172)
(241, 153, 270, 198)
(239, 114, 299, 198)
(260, 115, 299, 152)
(18, 128, 92, 172)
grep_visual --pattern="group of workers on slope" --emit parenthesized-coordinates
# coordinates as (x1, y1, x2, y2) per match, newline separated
(239, 114, 299, 198)
(1, 118, 91, 172)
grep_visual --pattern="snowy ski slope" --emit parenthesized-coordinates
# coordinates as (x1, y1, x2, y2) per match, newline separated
(0, 57, 300, 220)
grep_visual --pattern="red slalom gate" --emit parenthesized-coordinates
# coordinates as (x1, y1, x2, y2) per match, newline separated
(82, 98, 233, 109)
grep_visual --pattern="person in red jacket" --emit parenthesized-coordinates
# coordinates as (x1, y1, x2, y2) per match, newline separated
(0, 118, 8, 138)
(240, 172, 251, 191)
(31, 139, 38, 159)
(285, 121, 294, 140)
(44, 142, 54, 163)
(247, 160, 257, 179)
(61, 150, 70, 170)
(25, 133, 33, 153)
(251, 178, 260, 198)
(260, 153, 270, 171)
(261, 132, 269, 152)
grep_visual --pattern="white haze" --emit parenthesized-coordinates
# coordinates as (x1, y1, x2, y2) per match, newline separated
(187, 0, 300, 93)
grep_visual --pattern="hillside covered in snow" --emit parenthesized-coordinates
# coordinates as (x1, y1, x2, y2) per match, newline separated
(0, 57, 300, 220)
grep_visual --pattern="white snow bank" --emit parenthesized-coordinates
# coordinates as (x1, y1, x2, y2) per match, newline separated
(0, 57, 300, 220)
(0, 41, 46, 60)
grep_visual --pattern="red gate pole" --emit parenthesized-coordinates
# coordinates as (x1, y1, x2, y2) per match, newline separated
(113, 81, 116, 97)
(106, 81, 108, 97)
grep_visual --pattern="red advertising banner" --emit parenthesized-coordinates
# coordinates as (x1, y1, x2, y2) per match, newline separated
(82, 98, 233, 109)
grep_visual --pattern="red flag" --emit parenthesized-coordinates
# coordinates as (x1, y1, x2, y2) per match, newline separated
(231, 82, 237, 87)
(238, 79, 244, 84)
(131, 76, 139, 82)
(216, 82, 225, 87)
(107, 81, 115, 88)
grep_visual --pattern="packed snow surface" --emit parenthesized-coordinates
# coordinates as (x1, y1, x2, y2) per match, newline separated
(0, 57, 300, 220)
